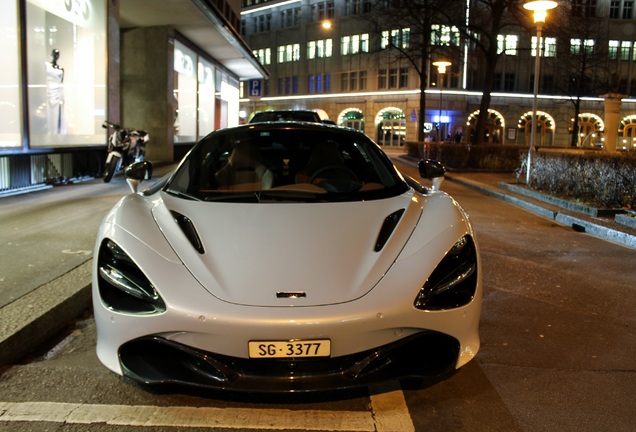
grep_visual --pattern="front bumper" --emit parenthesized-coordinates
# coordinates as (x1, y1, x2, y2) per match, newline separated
(119, 331, 460, 392)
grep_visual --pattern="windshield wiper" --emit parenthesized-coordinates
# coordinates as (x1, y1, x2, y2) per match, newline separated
(203, 192, 260, 202)
(164, 189, 202, 201)
(200, 190, 328, 203)
(169, 189, 331, 203)
(256, 190, 327, 202)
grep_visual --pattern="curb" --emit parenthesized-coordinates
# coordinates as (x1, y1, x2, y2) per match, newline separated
(0, 260, 93, 366)
(0, 184, 53, 198)
(445, 174, 636, 250)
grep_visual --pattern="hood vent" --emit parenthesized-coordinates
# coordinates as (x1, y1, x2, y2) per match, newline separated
(171, 211, 205, 254)
(374, 209, 405, 252)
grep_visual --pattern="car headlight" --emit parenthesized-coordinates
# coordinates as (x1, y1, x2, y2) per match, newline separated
(414, 235, 478, 311)
(97, 239, 166, 314)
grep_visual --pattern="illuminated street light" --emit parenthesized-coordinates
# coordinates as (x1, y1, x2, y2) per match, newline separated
(432, 60, 451, 161)
(523, 0, 557, 185)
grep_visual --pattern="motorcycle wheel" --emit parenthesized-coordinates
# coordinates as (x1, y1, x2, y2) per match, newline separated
(103, 155, 120, 183)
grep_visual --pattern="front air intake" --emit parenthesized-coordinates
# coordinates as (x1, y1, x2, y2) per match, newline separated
(374, 209, 405, 252)
(171, 211, 205, 254)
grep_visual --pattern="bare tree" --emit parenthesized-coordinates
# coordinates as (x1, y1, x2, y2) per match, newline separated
(367, 0, 461, 141)
(545, 1, 611, 147)
(442, 0, 527, 145)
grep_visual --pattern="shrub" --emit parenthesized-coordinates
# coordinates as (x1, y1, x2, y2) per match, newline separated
(529, 151, 636, 208)
(405, 141, 636, 209)
(405, 141, 524, 171)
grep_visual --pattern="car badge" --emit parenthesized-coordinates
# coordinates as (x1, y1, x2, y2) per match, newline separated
(276, 291, 306, 299)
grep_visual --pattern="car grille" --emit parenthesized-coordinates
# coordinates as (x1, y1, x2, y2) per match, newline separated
(118, 332, 460, 393)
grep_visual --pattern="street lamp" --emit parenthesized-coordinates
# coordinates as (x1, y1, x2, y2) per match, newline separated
(523, 0, 557, 185)
(432, 60, 451, 161)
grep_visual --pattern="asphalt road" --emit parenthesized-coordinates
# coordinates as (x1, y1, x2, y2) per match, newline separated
(0, 159, 635, 431)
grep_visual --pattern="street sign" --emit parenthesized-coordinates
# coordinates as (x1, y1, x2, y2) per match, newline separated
(248, 79, 262, 97)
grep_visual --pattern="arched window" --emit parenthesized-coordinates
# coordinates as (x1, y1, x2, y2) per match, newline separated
(518, 111, 555, 147)
(466, 109, 506, 144)
(338, 108, 365, 132)
(375, 108, 405, 146)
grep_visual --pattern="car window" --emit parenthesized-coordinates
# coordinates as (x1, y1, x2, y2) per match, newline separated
(166, 126, 408, 202)
(249, 111, 321, 123)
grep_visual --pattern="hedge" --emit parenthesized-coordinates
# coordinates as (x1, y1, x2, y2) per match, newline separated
(528, 151, 636, 209)
(405, 141, 524, 171)
(405, 141, 636, 209)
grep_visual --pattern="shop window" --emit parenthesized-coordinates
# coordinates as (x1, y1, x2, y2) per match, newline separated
(26, 0, 107, 147)
(174, 41, 198, 143)
(198, 58, 216, 137)
(0, 0, 21, 148)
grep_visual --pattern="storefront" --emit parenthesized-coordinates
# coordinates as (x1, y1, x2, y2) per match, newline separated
(2, 0, 106, 151)
(173, 40, 240, 143)
(0, 0, 266, 192)
(26, 0, 106, 148)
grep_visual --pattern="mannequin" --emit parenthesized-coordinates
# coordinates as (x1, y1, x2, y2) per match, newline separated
(46, 49, 65, 133)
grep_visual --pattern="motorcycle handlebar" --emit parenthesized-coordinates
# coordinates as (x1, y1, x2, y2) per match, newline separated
(102, 121, 121, 130)
(102, 121, 146, 136)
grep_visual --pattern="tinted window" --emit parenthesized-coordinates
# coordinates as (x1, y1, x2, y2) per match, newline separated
(250, 111, 321, 123)
(166, 125, 408, 202)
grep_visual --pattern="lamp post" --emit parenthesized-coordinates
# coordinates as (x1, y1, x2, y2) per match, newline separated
(432, 60, 451, 161)
(523, 0, 557, 185)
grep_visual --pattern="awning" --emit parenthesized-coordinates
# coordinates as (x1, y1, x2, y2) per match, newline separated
(119, 0, 268, 80)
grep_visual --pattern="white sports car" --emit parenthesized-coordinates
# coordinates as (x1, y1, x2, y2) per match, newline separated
(93, 122, 481, 392)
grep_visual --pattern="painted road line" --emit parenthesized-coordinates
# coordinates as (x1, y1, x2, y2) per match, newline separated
(369, 382, 416, 432)
(0, 388, 414, 431)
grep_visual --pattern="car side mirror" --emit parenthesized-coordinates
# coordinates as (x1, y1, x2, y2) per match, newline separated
(418, 159, 445, 191)
(125, 161, 153, 193)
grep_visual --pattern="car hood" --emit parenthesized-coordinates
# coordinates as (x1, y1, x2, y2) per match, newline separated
(151, 192, 421, 307)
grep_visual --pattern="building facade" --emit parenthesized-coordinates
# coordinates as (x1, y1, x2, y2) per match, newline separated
(239, 0, 636, 151)
(1, 0, 266, 193)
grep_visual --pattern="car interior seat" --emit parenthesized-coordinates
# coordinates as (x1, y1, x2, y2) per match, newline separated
(215, 141, 273, 190)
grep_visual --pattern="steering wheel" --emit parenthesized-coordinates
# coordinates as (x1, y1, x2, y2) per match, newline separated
(309, 165, 359, 184)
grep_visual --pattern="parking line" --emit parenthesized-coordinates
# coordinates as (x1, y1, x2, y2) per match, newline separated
(0, 387, 414, 431)
(369, 382, 416, 432)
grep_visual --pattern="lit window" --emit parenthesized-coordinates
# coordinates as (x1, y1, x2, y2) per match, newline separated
(381, 28, 409, 50)
(308, 39, 332, 58)
(608, 39, 619, 59)
(497, 34, 518, 55)
(432, 25, 460, 47)
(278, 44, 300, 63)
(341, 33, 369, 56)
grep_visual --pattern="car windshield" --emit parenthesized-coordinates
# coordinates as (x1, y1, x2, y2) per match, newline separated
(165, 125, 409, 203)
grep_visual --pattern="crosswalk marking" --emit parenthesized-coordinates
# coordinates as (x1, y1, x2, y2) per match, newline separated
(0, 386, 414, 431)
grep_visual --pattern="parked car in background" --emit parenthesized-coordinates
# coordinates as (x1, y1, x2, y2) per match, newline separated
(93, 122, 482, 392)
(249, 109, 326, 124)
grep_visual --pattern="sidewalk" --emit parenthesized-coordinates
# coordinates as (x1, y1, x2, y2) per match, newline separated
(445, 171, 636, 249)
(1, 151, 635, 367)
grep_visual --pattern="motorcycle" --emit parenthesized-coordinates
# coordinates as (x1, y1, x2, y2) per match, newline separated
(102, 121, 149, 183)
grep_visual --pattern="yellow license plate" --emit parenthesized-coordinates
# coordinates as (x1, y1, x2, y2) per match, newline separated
(248, 340, 331, 358)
